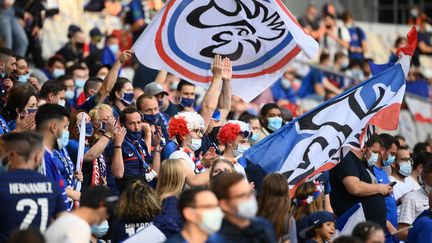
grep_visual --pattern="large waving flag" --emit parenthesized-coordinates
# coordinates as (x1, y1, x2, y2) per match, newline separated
(133, 0, 318, 101)
(334, 203, 366, 238)
(244, 27, 417, 193)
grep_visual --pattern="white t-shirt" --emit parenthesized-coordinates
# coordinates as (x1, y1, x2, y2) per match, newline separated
(169, 150, 196, 171)
(320, 23, 351, 58)
(45, 213, 91, 243)
(399, 188, 429, 225)
(404, 176, 421, 191)
(389, 175, 413, 201)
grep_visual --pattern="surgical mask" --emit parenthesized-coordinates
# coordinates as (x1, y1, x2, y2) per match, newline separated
(58, 99, 66, 107)
(281, 78, 291, 90)
(233, 144, 250, 157)
(26, 108, 38, 114)
(399, 161, 412, 177)
(342, 59, 349, 69)
(91, 220, 109, 238)
(98, 75, 106, 80)
(18, 73, 30, 82)
(383, 154, 396, 166)
(250, 133, 259, 143)
(98, 121, 107, 133)
(65, 90, 75, 100)
(85, 122, 94, 137)
(188, 138, 202, 152)
(367, 152, 379, 167)
(57, 129, 70, 149)
(198, 207, 224, 235)
(53, 68, 65, 78)
(237, 196, 258, 219)
(75, 79, 86, 89)
(143, 113, 159, 125)
(121, 92, 134, 105)
(180, 97, 195, 108)
(108, 44, 119, 54)
(267, 117, 283, 131)
(126, 130, 142, 141)
(0, 157, 9, 173)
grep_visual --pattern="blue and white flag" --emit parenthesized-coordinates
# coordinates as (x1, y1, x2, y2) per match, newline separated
(133, 0, 318, 101)
(334, 203, 366, 238)
(244, 27, 417, 192)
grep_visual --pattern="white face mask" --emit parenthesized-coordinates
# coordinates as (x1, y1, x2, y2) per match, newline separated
(237, 196, 258, 220)
(188, 138, 202, 152)
(198, 207, 224, 235)
(58, 99, 66, 107)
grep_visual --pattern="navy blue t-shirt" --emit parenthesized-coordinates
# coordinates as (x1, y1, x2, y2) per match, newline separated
(348, 26, 366, 60)
(297, 68, 324, 98)
(0, 169, 66, 242)
(407, 210, 432, 243)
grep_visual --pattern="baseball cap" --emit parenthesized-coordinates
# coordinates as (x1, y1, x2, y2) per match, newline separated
(90, 27, 102, 38)
(144, 82, 169, 96)
(297, 211, 336, 239)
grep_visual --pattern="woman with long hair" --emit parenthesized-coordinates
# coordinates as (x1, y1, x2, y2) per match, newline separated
(156, 159, 187, 232)
(208, 158, 235, 187)
(111, 179, 178, 242)
(258, 173, 297, 243)
(292, 181, 324, 221)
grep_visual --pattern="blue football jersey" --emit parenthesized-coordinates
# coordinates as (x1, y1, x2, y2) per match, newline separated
(0, 169, 67, 242)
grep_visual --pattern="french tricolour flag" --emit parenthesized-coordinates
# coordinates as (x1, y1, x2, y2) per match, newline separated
(334, 203, 366, 238)
(244, 27, 417, 195)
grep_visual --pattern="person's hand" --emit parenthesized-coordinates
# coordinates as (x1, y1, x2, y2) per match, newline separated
(113, 127, 127, 146)
(377, 184, 392, 196)
(105, 117, 117, 137)
(387, 222, 397, 235)
(211, 54, 223, 80)
(200, 147, 218, 168)
(3, 78, 13, 91)
(118, 50, 133, 64)
(68, 189, 81, 201)
(15, 113, 36, 132)
(152, 126, 162, 150)
(142, 123, 151, 135)
(28, 77, 41, 91)
(74, 171, 83, 182)
(221, 57, 232, 81)
(31, 26, 41, 38)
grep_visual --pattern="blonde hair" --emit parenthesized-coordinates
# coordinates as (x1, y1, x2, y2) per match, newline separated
(156, 159, 186, 201)
(89, 104, 113, 122)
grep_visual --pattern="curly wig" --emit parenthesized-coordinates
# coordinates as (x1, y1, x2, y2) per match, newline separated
(218, 123, 241, 145)
(168, 116, 189, 139)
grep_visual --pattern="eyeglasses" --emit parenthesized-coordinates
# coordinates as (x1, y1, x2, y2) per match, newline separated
(191, 129, 204, 137)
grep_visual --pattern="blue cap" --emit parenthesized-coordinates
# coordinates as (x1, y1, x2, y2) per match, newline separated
(297, 211, 335, 239)
(90, 27, 102, 37)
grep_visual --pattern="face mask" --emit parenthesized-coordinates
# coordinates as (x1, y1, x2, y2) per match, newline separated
(188, 138, 202, 152)
(143, 113, 159, 125)
(383, 154, 396, 166)
(18, 74, 30, 82)
(75, 79, 86, 89)
(98, 121, 107, 133)
(126, 130, 142, 141)
(180, 97, 195, 108)
(58, 99, 66, 107)
(53, 68, 65, 78)
(399, 161, 412, 177)
(75, 42, 85, 50)
(121, 92, 134, 105)
(237, 196, 258, 220)
(98, 75, 106, 80)
(198, 207, 224, 235)
(342, 59, 349, 69)
(250, 133, 259, 143)
(108, 44, 119, 54)
(267, 117, 283, 131)
(91, 220, 109, 238)
(57, 129, 70, 149)
(366, 152, 379, 167)
(65, 90, 75, 100)
(233, 144, 250, 157)
(280, 78, 291, 90)
(26, 108, 38, 115)
(85, 122, 94, 137)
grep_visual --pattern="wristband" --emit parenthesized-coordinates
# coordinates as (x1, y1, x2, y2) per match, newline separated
(103, 133, 112, 139)
(114, 145, 121, 149)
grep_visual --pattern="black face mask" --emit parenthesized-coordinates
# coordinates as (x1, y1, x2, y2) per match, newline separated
(75, 42, 85, 50)
(208, 126, 221, 142)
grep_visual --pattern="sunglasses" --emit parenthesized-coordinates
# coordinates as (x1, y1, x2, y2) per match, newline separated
(239, 130, 252, 139)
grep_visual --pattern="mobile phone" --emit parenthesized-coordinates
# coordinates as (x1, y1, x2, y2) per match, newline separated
(389, 181, 397, 187)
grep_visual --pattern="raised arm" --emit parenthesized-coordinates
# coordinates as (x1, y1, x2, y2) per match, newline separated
(200, 55, 223, 131)
(218, 57, 232, 123)
(111, 127, 127, 179)
(83, 117, 116, 161)
(97, 50, 133, 104)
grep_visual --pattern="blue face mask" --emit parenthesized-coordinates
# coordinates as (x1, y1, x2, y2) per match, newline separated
(91, 220, 109, 238)
(267, 117, 283, 131)
(233, 144, 250, 157)
(158, 99, 163, 109)
(75, 79, 86, 89)
(85, 122, 93, 137)
(121, 92, 134, 105)
(65, 90, 75, 100)
(143, 113, 159, 125)
(180, 97, 195, 108)
(98, 121, 107, 133)
(18, 74, 30, 82)
(399, 161, 412, 177)
(126, 130, 142, 141)
(57, 129, 70, 149)
(108, 44, 119, 54)
(26, 108, 38, 114)
(367, 152, 379, 167)
(250, 133, 259, 143)
(383, 154, 396, 166)
(53, 68, 65, 78)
